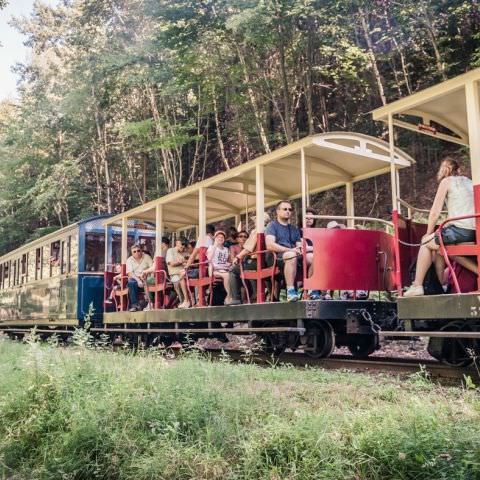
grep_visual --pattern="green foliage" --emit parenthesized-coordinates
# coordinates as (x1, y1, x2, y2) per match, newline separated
(0, 0, 479, 253)
(0, 339, 480, 479)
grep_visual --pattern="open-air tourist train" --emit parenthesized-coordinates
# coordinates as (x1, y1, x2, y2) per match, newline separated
(1, 69, 480, 367)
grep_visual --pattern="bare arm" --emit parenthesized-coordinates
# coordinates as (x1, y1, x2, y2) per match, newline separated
(186, 247, 199, 267)
(426, 178, 449, 236)
(265, 234, 294, 253)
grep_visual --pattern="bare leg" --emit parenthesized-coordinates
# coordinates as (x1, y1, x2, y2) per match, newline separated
(307, 253, 313, 277)
(179, 278, 190, 305)
(283, 251, 297, 287)
(413, 236, 439, 286)
(451, 256, 478, 275)
(433, 251, 446, 284)
(216, 272, 231, 300)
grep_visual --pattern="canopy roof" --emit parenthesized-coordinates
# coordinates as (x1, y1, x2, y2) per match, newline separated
(372, 68, 480, 146)
(105, 132, 414, 231)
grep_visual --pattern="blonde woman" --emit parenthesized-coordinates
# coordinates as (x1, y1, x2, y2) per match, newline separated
(404, 157, 477, 297)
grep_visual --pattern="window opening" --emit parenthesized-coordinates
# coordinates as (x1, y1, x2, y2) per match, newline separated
(35, 248, 42, 280)
(21, 254, 27, 284)
(50, 241, 60, 276)
(85, 233, 105, 272)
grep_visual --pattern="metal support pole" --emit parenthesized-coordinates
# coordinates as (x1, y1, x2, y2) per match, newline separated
(465, 80, 480, 291)
(255, 165, 265, 233)
(300, 147, 307, 228)
(155, 204, 163, 256)
(199, 187, 207, 243)
(121, 217, 128, 264)
(346, 182, 354, 228)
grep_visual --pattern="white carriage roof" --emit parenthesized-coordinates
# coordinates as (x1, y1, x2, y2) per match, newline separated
(372, 68, 480, 146)
(105, 132, 415, 230)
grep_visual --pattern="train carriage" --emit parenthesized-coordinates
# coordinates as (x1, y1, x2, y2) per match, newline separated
(0, 216, 155, 329)
(372, 67, 480, 366)
(2, 68, 480, 366)
(100, 132, 414, 357)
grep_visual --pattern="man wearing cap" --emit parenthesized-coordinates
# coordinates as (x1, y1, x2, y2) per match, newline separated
(226, 212, 271, 305)
(207, 230, 233, 304)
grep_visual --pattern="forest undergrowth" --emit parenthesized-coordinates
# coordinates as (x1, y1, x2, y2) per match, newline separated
(0, 335, 479, 480)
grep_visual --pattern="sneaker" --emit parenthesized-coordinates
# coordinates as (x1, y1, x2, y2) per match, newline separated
(178, 301, 191, 309)
(309, 290, 322, 300)
(129, 304, 139, 312)
(143, 304, 154, 311)
(286, 288, 299, 302)
(403, 284, 424, 297)
(356, 290, 369, 300)
(323, 293, 332, 300)
(225, 299, 242, 305)
(105, 298, 113, 305)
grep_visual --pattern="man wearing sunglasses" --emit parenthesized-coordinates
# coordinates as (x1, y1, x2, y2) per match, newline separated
(266, 200, 309, 302)
(126, 244, 153, 311)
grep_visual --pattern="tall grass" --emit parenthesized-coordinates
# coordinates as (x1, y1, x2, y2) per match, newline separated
(0, 336, 479, 480)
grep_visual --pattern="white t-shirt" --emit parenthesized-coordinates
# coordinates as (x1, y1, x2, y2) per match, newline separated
(207, 245, 231, 271)
(126, 254, 153, 277)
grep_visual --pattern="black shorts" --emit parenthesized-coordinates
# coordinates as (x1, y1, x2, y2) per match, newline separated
(435, 225, 476, 246)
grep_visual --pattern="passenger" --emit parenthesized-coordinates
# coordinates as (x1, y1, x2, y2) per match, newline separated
(160, 236, 170, 257)
(105, 264, 122, 305)
(126, 244, 153, 312)
(165, 238, 190, 309)
(265, 201, 313, 302)
(225, 226, 239, 249)
(229, 230, 248, 258)
(207, 230, 233, 304)
(227, 213, 271, 305)
(405, 157, 477, 297)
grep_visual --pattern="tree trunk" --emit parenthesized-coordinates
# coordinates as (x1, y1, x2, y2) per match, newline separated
(212, 88, 229, 170)
(237, 47, 271, 153)
(277, 22, 293, 142)
(358, 7, 387, 106)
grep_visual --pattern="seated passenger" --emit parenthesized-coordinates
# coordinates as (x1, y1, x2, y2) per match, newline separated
(225, 226, 239, 249)
(227, 213, 270, 305)
(105, 264, 122, 305)
(265, 201, 313, 302)
(207, 230, 233, 304)
(405, 157, 477, 297)
(126, 244, 153, 312)
(229, 230, 248, 258)
(160, 236, 170, 257)
(165, 238, 190, 309)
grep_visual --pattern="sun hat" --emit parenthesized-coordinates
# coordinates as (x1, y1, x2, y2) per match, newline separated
(326, 220, 346, 229)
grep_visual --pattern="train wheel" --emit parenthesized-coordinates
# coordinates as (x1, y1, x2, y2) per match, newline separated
(304, 321, 335, 358)
(347, 334, 379, 359)
(262, 333, 287, 356)
(428, 321, 477, 367)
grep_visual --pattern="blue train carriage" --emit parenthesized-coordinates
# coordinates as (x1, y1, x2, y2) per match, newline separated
(0, 215, 156, 329)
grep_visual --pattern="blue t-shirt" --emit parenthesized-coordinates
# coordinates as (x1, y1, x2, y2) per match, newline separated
(265, 220, 301, 249)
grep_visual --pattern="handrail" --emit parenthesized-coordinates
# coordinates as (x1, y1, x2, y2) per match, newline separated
(437, 213, 480, 294)
(311, 215, 393, 228)
(397, 198, 447, 218)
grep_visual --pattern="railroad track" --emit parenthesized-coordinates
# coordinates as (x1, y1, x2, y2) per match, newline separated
(205, 350, 480, 385)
